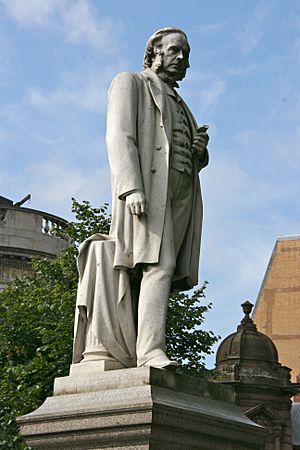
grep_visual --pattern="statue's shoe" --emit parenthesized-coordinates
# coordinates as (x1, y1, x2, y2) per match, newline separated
(140, 354, 179, 370)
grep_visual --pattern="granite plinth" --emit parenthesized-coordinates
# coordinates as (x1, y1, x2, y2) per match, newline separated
(18, 367, 267, 449)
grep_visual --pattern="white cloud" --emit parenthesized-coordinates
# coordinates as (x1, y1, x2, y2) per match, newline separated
(0, 39, 127, 167)
(194, 22, 225, 34)
(202, 157, 249, 215)
(0, 0, 63, 27)
(237, 123, 300, 171)
(199, 78, 226, 114)
(235, 129, 260, 147)
(201, 148, 299, 288)
(199, 141, 299, 356)
(0, 11, 126, 221)
(203, 145, 297, 227)
(62, 0, 118, 51)
(186, 73, 227, 120)
(26, 62, 113, 114)
(227, 62, 261, 77)
(0, 0, 121, 52)
(21, 158, 111, 218)
(235, 0, 277, 54)
(0, 61, 125, 171)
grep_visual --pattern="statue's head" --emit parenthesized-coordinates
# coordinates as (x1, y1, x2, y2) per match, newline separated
(144, 27, 190, 82)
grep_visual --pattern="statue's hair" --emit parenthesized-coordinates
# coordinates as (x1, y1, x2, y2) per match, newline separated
(143, 27, 189, 69)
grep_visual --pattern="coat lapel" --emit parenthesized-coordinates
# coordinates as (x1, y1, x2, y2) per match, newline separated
(143, 68, 166, 119)
(143, 68, 172, 144)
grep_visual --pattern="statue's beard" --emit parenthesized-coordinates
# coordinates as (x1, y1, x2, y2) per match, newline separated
(151, 56, 187, 83)
(156, 66, 187, 83)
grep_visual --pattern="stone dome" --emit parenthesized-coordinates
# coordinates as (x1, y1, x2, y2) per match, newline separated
(213, 301, 297, 450)
(214, 301, 285, 385)
(216, 301, 278, 366)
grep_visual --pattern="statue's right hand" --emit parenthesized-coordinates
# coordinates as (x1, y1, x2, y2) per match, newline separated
(125, 191, 147, 217)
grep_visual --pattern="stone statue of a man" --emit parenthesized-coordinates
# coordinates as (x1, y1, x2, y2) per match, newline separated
(72, 27, 209, 371)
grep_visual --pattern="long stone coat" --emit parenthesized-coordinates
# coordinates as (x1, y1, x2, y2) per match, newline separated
(106, 68, 208, 290)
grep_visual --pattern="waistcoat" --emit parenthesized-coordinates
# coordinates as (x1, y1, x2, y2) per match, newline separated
(164, 82, 193, 175)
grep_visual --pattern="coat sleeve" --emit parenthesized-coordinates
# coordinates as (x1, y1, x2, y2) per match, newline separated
(106, 72, 144, 200)
(196, 148, 209, 172)
(181, 98, 209, 173)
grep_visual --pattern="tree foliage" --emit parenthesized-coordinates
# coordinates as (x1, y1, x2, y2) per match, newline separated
(0, 199, 219, 449)
(167, 283, 219, 377)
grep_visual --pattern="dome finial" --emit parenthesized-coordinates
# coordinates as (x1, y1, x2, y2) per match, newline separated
(241, 301, 254, 317)
(238, 300, 256, 331)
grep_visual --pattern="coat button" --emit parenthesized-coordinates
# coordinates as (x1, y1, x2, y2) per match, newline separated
(155, 145, 162, 150)
(151, 167, 156, 173)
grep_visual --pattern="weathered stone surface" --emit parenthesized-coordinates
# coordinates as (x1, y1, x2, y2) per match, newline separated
(72, 28, 210, 371)
(214, 302, 297, 450)
(18, 367, 266, 449)
(0, 203, 68, 291)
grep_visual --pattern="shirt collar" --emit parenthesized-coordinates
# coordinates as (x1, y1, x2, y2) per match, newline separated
(162, 81, 182, 101)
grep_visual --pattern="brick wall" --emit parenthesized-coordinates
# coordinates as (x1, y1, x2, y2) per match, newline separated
(253, 237, 300, 382)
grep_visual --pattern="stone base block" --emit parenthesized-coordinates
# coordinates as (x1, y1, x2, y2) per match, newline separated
(18, 367, 266, 449)
(69, 359, 126, 377)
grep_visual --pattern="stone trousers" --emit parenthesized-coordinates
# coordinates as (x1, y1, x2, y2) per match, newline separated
(136, 168, 194, 366)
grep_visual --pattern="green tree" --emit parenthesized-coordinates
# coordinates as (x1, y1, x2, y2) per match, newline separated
(0, 199, 218, 449)
(167, 283, 219, 377)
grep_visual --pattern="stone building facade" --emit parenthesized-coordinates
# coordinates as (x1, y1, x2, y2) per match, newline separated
(253, 235, 300, 382)
(213, 301, 297, 450)
(0, 195, 68, 291)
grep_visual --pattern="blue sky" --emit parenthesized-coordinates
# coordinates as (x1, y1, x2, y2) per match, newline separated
(1, 0, 299, 367)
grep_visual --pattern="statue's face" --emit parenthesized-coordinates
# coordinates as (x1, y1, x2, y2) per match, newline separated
(152, 32, 190, 81)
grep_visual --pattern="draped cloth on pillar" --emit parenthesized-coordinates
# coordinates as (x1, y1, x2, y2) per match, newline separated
(72, 234, 137, 367)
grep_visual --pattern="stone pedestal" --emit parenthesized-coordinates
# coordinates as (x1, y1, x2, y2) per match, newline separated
(18, 367, 267, 449)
